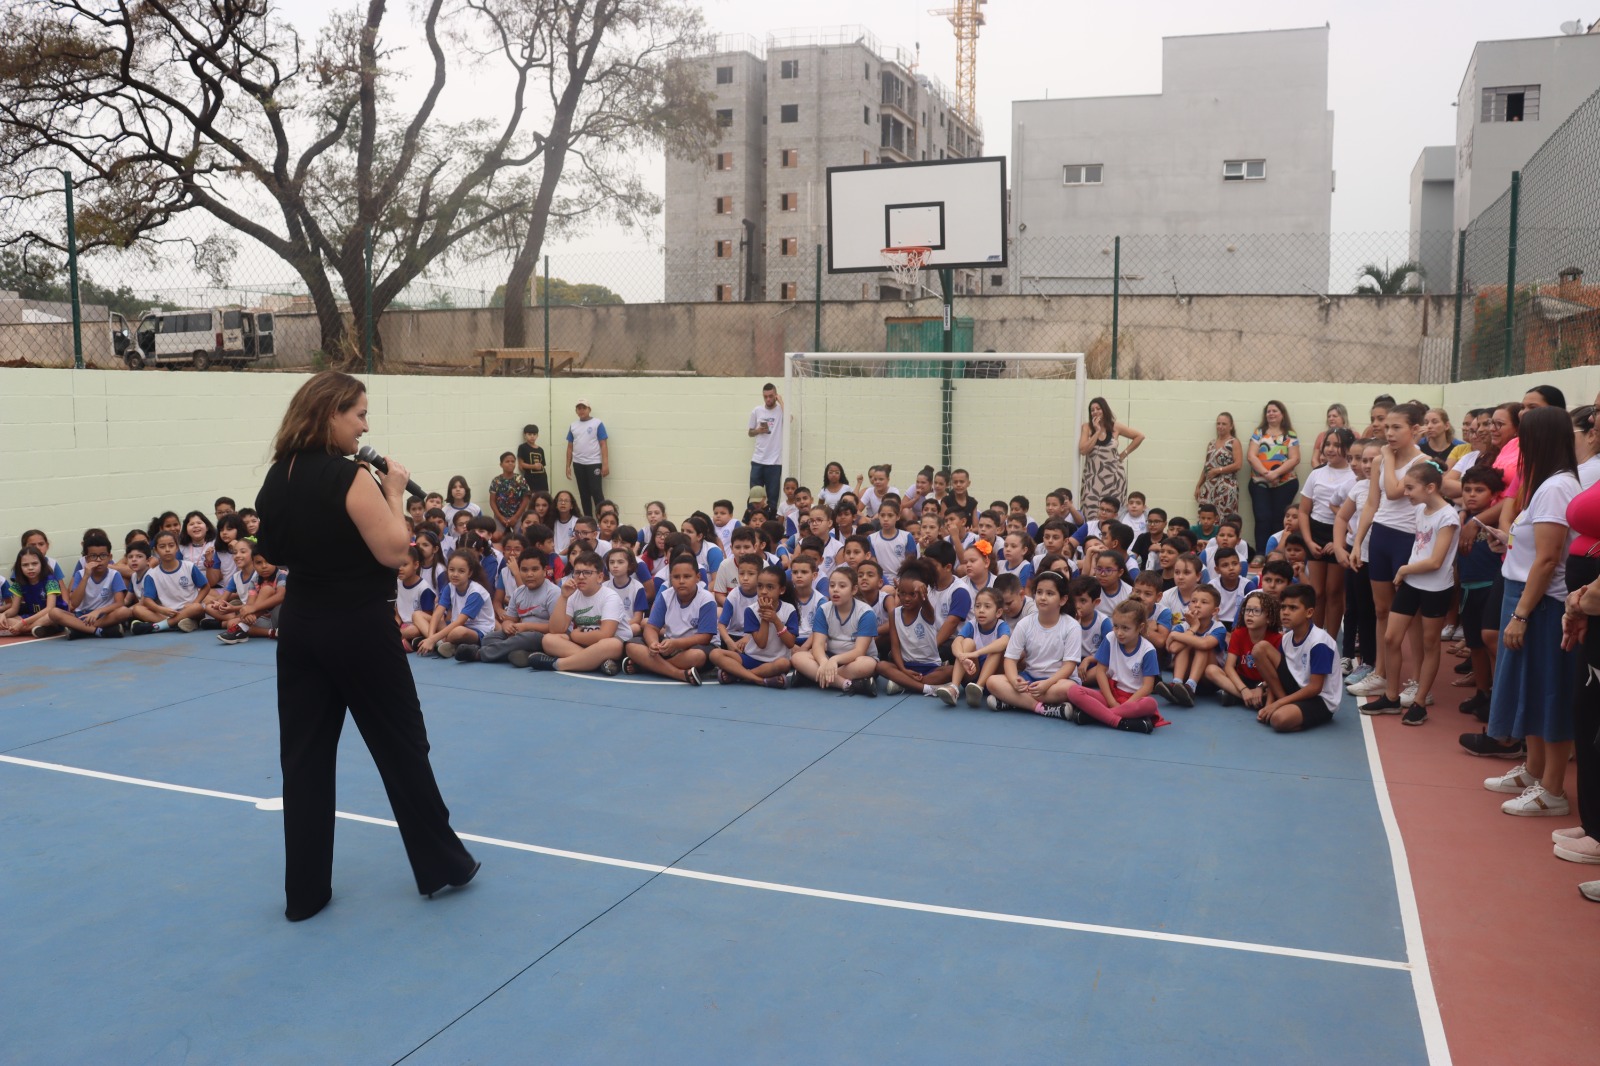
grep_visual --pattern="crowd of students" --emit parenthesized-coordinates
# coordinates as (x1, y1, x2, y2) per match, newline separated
(5, 391, 1599, 901)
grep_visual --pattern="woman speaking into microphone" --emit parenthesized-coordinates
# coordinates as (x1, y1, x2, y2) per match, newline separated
(255, 372, 478, 922)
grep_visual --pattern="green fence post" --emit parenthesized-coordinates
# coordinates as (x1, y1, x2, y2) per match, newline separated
(543, 254, 551, 378)
(1110, 236, 1121, 380)
(940, 267, 954, 471)
(1502, 171, 1520, 377)
(61, 170, 83, 370)
(814, 244, 823, 351)
(1450, 229, 1466, 382)
(363, 225, 374, 375)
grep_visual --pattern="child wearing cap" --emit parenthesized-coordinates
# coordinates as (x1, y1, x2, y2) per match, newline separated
(565, 399, 609, 517)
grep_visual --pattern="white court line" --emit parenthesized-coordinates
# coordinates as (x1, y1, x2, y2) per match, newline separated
(0, 634, 66, 651)
(1359, 714, 1453, 1065)
(1, 751, 1410, 974)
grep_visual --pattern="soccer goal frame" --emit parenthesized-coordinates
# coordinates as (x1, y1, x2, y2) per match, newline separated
(782, 351, 1087, 512)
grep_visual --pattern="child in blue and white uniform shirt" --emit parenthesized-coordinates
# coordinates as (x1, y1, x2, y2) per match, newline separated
(128, 531, 209, 634)
(869, 501, 917, 584)
(710, 564, 800, 688)
(998, 532, 1036, 587)
(604, 547, 650, 635)
(626, 554, 718, 684)
(418, 549, 496, 659)
(396, 546, 438, 650)
(789, 555, 826, 643)
(717, 552, 763, 649)
(792, 564, 880, 695)
(1069, 577, 1114, 675)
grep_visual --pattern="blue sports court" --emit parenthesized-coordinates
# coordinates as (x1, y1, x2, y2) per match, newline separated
(0, 633, 1441, 1063)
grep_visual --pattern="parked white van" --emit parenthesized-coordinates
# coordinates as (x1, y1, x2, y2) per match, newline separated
(130, 307, 275, 370)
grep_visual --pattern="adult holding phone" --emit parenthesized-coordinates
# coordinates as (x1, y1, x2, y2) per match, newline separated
(255, 371, 478, 922)
(748, 382, 784, 510)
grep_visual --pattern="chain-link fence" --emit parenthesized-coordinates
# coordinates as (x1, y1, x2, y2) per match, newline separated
(1457, 85, 1600, 381)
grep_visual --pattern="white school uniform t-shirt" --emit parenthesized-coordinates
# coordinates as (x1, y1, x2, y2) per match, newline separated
(1203, 540, 1250, 575)
(1374, 454, 1425, 532)
(1405, 504, 1462, 593)
(443, 502, 481, 526)
(1004, 613, 1083, 677)
(508, 580, 561, 627)
(1503, 471, 1581, 599)
(1077, 612, 1113, 664)
(75, 569, 127, 615)
(1093, 581, 1133, 617)
(1213, 574, 1256, 627)
(395, 577, 436, 619)
(143, 561, 207, 608)
(860, 484, 902, 517)
(1281, 625, 1343, 711)
(712, 519, 740, 555)
(607, 577, 649, 618)
(892, 607, 942, 666)
(741, 601, 799, 663)
(812, 599, 879, 658)
(565, 585, 632, 641)
(1096, 636, 1161, 693)
(870, 530, 917, 584)
(927, 576, 974, 628)
(719, 586, 760, 638)
(439, 580, 496, 637)
(749, 402, 783, 465)
(1345, 480, 1373, 561)
(566, 417, 608, 465)
(1120, 511, 1149, 538)
(552, 517, 578, 554)
(649, 587, 719, 642)
(793, 589, 827, 640)
(1301, 466, 1357, 525)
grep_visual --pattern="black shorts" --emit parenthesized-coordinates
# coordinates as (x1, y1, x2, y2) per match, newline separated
(1393, 581, 1453, 620)
(1275, 660, 1335, 729)
(1308, 519, 1337, 556)
(1459, 585, 1492, 649)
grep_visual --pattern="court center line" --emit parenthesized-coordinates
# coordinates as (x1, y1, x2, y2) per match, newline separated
(1359, 714, 1452, 1064)
(2, 751, 1408, 973)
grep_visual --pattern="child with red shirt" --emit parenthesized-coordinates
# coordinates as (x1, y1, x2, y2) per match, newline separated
(1210, 589, 1282, 710)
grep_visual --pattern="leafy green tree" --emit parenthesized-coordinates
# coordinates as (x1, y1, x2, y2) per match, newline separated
(1354, 261, 1425, 295)
(490, 277, 624, 307)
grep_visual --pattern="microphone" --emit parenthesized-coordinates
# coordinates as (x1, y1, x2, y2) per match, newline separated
(357, 445, 426, 499)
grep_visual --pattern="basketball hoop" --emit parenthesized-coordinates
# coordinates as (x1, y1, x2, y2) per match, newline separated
(881, 246, 932, 296)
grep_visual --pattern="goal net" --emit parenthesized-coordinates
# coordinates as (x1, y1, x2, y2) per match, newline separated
(783, 352, 1087, 514)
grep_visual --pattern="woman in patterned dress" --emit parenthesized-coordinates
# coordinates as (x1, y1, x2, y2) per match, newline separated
(1078, 396, 1145, 508)
(1247, 399, 1302, 554)
(1195, 411, 1243, 516)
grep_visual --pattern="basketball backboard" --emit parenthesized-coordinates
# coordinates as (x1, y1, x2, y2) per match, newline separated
(826, 156, 1007, 274)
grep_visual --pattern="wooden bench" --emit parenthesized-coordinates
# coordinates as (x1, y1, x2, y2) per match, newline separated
(475, 348, 581, 376)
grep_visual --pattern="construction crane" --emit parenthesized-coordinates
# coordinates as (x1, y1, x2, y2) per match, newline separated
(929, 0, 986, 127)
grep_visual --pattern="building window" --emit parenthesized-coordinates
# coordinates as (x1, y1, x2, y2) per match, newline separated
(715, 152, 733, 171)
(864, 63, 870, 80)
(715, 284, 733, 302)
(990, 274, 1003, 287)
(780, 104, 799, 123)
(1062, 164, 1103, 186)
(863, 105, 870, 125)
(716, 108, 733, 127)
(779, 148, 798, 168)
(715, 66, 733, 85)
(714, 195, 732, 214)
(780, 237, 798, 256)
(780, 282, 798, 301)
(1223, 159, 1266, 181)
(714, 239, 733, 259)
(863, 150, 872, 164)
(1482, 84, 1540, 123)
(780, 59, 800, 79)
(779, 192, 798, 211)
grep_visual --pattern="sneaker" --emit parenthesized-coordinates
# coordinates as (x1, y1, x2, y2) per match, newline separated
(601, 658, 621, 676)
(1399, 680, 1420, 707)
(507, 650, 532, 669)
(784, 669, 799, 688)
(454, 645, 480, 662)
(526, 652, 558, 671)
(846, 676, 876, 697)
(1460, 691, 1489, 716)
(217, 627, 249, 646)
(1361, 696, 1403, 715)
(1454, 657, 1473, 675)
(1401, 705, 1428, 726)
(434, 640, 456, 660)
(175, 617, 199, 633)
(984, 694, 1004, 712)
(128, 621, 155, 636)
(1484, 763, 1534, 794)
(99, 623, 125, 639)
(935, 684, 959, 707)
(1340, 656, 1355, 676)
(1116, 715, 1155, 734)
(199, 616, 223, 630)
(763, 673, 788, 690)
(66, 627, 88, 641)
(1064, 706, 1089, 725)
(1501, 784, 1570, 817)
(716, 668, 734, 685)
(30, 624, 63, 637)
(1347, 672, 1387, 696)
(1161, 681, 1195, 708)
(965, 682, 984, 708)
(622, 656, 638, 675)
(1581, 881, 1600, 903)
(1034, 703, 1068, 719)
(1218, 691, 1241, 707)
(1442, 624, 1463, 642)
(401, 637, 415, 654)
(1553, 834, 1600, 864)
(1553, 826, 1588, 843)
(682, 666, 702, 686)
(1460, 731, 1525, 758)
(885, 680, 904, 695)
(1347, 663, 1374, 687)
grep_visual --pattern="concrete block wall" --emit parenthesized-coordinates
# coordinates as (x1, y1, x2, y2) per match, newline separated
(6, 367, 1467, 560)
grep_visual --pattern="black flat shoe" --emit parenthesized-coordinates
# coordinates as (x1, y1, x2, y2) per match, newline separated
(285, 894, 331, 922)
(424, 860, 481, 900)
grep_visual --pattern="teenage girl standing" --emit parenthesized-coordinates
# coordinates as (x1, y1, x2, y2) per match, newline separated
(1350, 403, 1427, 702)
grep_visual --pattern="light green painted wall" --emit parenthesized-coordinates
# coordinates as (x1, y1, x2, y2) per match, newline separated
(0, 368, 1455, 557)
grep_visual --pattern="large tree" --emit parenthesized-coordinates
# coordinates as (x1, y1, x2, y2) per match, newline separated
(0, 0, 710, 363)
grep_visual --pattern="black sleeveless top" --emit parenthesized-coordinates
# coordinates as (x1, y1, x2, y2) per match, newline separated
(255, 449, 394, 607)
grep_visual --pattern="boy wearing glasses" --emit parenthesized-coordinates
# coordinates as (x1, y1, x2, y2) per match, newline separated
(1090, 549, 1134, 617)
(46, 531, 134, 638)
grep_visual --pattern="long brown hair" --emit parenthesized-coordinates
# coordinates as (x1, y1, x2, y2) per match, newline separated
(271, 371, 366, 462)
(1515, 405, 1577, 511)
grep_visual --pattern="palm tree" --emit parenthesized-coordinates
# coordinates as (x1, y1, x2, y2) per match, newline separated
(1354, 260, 1425, 295)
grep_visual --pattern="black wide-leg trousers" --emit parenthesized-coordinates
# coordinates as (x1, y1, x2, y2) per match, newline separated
(276, 596, 474, 911)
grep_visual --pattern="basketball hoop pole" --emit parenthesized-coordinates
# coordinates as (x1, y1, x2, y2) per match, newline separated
(940, 266, 955, 471)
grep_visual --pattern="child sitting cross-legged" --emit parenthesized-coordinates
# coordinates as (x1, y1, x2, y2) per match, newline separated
(128, 530, 209, 634)
(875, 559, 955, 698)
(709, 564, 799, 688)
(1158, 585, 1228, 708)
(473, 551, 559, 666)
(417, 548, 496, 660)
(621, 553, 716, 684)
(1251, 584, 1342, 732)
(526, 550, 632, 674)
(200, 539, 260, 631)
(936, 585, 1011, 707)
(45, 531, 133, 639)
(1129, 571, 1173, 650)
(1065, 600, 1163, 733)
(217, 544, 287, 644)
(1209, 589, 1282, 710)
(791, 564, 880, 696)
(985, 569, 1082, 718)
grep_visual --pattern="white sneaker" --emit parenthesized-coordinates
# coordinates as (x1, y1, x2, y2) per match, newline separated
(965, 682, 984, 709)
(1348, 672, 1387, 696)
(885, 681, 904, 695)
(1399, 680, 1420, 707)
(1340, 656, 1355, 676)
(1485, 764, 1534, 794)
(935, 684, 959, 707)
(1502, 784, 1570, 817)
(1442, 624, 1463, 642)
